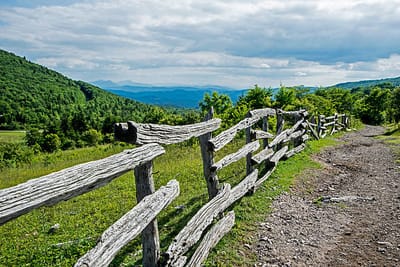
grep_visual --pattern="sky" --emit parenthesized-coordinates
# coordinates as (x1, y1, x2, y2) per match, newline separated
(0, 0, 400, 89)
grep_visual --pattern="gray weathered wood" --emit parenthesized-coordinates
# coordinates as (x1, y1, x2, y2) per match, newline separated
(165, 184, 231, 265)
(270, 146, 289, 164)
(248, 108, 276, 118)
(324, 121, 336, 127)
(283, 118, 305, 137)
(302, 134, 310, 142)
(134, 161, 159, 267)
(211, 141, 260, 172)
(245, 113, 253, 175)
(268, 129, 289, 148)
(281, 109, 307, 118)
(115, 119, 221, 145)
(285, 129, 306, 143)
(306, 120, 319, 140)
(0, 144, 165, 225)
(251, 147, 274, 165)
(284, 143, 306, 159)
(262, 116, 270, 169)
(276, 110, 285, 135)
(186, 211, 235, 267)
(209, 116, 260, 151)
(325, 115, 336, 120)
(254, 166, 277, 190)
(250, 129, 274, 140)
(74, 180, 179, 267)
(199, 108, 219, 200)
(225, 170, 258, 208)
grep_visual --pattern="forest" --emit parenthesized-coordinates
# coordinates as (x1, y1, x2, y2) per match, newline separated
(1, 48, 400, 169)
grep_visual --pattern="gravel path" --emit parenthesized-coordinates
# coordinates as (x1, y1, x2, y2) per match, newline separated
(252, 125, 400, 267)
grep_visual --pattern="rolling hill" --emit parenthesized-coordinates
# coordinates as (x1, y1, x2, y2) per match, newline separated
(0, 49, 154, 130)
(334, 76, 400, 89)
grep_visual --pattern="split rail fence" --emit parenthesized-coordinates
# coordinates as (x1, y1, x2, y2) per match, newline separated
(0, 108, 350, 267)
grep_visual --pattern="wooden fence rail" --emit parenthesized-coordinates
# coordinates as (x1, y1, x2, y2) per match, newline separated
(0, 108, 350, 267)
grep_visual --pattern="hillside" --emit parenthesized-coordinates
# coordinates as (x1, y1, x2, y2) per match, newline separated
(0, 49, 153, 130)
(334, 76, 400, 89)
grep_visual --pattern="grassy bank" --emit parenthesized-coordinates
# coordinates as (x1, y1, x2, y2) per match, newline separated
(0, 135, 340, 266)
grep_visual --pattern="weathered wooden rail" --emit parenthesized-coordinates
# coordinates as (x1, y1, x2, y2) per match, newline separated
(1, 108, 350, 267)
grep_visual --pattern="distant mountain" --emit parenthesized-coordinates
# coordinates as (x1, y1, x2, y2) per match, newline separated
(334, 76, 400, 89)
(91, 81, 248, 108)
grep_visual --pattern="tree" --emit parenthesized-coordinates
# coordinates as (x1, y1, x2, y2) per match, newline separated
(237, 85, 273, 109)
(390, 87, 400, 123)
(274, 86, 296, 109)
(82, 129, 102, 146)
(41, 133, 61, 152)
(199, 91, 233, 115)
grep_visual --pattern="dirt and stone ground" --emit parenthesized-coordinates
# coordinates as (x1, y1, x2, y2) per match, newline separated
(251, 125, 400, 266)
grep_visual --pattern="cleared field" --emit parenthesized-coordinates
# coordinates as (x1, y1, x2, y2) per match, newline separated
(0, 130, 26, 143)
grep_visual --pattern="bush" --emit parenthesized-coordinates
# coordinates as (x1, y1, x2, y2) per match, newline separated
(0, 142, 34, 169)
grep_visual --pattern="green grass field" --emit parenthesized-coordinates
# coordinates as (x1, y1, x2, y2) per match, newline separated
(0, 130, 25, 143)
(0, 135, 340, 266)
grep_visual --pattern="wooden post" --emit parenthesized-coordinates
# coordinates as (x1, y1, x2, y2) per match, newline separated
(293, 114, 304, 147)
(199, 108, 219, 200)
(275, 110, 284, 150)
(317, 115, 322, 138)
(262, 116, 270, 170)
(245, 112, 253, 176)
(134, 161, 160, 267)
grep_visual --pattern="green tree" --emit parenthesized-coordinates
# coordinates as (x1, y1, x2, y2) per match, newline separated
(199, 91, 233, 115)
(237, 85, 273, 109)
(82, 129, 102, 146)
(274, 86, 296, 109)
(390, 87, 400, 123)
(41, 133, 61, 152)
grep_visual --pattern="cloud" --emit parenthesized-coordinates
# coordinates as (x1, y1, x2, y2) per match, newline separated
(0, 0, 399, 88)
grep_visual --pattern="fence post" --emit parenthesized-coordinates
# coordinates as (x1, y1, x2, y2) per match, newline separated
(317, 115, 322, 138)
(245, 112, 253, 175)
(276, 109, 284, 150)
(134, 161, 160, 267)
(199, 107, 219, 200)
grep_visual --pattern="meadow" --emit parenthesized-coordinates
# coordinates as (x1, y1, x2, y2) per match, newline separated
(0, 133, 340, 266)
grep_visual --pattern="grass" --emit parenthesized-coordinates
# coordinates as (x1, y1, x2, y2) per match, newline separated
(377, 123, 400, 162)
(0, 130, 25, 143)
(0, 133, 341, 266)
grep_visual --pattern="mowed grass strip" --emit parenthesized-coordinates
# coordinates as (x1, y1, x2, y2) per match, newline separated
(0, 130, 25, 143)
(0, 135, 340, 266)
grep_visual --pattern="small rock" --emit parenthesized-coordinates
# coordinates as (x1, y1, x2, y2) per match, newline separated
(377, 247, 386, 253)
(174, 205, 185, 210)
(260, 237, 273, 244)
(48, 223, 60, 234)
(244, 243, 252, 249)
(377, 241, 392, 247)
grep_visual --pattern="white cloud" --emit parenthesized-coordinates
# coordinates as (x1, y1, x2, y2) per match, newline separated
(0, 0, 399, 88)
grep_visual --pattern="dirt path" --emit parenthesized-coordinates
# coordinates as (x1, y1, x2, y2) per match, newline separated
(252, 125, 400, 266)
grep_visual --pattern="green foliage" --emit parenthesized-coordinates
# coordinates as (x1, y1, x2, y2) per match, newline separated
(390, 87, 400, 123)
(0, 142, 34, 169)
(354, 86, 391, 125)
(0, 49, 201, 153)
(199, 91, 233, 115)
(237, 85, 273, 110)
(274, 86, 297, 110)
